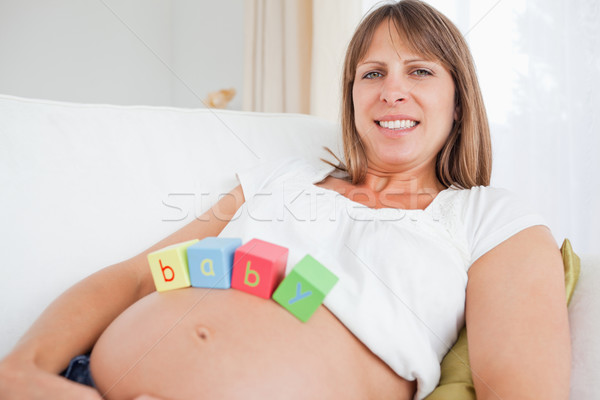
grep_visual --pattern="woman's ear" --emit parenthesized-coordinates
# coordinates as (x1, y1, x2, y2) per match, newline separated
(454, 104, 461, 121)
(453, 92, 460, 121)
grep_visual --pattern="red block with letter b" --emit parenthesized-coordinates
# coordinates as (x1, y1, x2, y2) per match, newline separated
(231, 238, 288, 299)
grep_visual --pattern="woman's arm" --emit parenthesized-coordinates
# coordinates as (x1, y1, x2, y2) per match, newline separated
(466, 225, 571, 400)
(0, 185, 245, 399)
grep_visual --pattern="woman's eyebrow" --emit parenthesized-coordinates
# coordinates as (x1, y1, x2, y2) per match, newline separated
(358, 58, 435, 68)
(404, 58, 435, 64)
(357, 60, 387, 68)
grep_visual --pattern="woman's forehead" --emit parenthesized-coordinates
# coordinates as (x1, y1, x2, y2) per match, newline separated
(360, 20, 435, 63)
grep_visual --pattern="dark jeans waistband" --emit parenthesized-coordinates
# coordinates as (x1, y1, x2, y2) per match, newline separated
(61, 353, 95, 388)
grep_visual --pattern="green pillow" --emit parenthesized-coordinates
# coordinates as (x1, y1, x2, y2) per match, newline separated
(561, 239, 580, 305)
(424, 238, 580, 400)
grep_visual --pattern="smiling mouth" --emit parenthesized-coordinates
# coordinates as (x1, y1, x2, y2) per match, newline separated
(375, 119, 419, 130)
(376, 120, 419, 130)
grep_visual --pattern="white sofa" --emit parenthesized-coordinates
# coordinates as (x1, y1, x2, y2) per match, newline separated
(0, 94, 598, 398)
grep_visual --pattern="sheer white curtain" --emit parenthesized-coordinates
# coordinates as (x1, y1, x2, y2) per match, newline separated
(243, 0, 362, 120)
(421, 0, 599, 255)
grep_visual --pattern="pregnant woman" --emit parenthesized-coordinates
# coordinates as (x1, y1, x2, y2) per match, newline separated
(0, 1, 570, 399)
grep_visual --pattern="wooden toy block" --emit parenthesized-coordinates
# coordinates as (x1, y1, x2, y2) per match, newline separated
(231, 238, 288, 299)
(147, 239, 199, 292)
(272, 255, 338, 322)
(187, 237, 242, 289)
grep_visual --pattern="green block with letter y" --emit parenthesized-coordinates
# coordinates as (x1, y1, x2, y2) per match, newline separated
(272, 254, 338, 322)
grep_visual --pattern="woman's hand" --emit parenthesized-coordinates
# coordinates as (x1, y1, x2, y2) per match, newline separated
(0, 355, 102, 400)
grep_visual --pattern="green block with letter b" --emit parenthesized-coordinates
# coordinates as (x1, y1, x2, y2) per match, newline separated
(272, 254, 338, 322)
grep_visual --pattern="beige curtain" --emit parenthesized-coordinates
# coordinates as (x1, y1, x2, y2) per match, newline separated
(243, 0, 362, 121)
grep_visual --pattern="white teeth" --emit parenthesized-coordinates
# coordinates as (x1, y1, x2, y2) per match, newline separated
(378, 120, 417, 130)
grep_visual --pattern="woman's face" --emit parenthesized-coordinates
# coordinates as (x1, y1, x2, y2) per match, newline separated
(352, 21, 457, 174)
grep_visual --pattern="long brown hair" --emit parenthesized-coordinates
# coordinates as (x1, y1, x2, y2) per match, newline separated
(324, 0, 491, 189)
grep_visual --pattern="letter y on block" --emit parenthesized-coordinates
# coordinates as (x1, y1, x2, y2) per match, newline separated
(288, 282, 312, 304)
(273, 254, 338, 322)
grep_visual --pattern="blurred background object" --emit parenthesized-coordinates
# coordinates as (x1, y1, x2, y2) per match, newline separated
(205, 88, 236, 109)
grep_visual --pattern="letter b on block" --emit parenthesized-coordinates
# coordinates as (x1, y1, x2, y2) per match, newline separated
(187, 237, 242, 289)
(272, 255, 338, 322)
(231, 238, 288, 299)
(243, 261, 260, 287)
(147, 239, 199, 292)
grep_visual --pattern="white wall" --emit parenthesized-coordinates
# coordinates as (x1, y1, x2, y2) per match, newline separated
(171, 0, 244, 110)
(0, 0, 244, 109)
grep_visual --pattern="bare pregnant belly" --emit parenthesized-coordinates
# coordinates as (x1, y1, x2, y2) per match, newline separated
(90, 288, 415, 400)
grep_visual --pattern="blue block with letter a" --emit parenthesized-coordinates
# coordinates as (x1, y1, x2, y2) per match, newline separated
(187, 237, 242, 289)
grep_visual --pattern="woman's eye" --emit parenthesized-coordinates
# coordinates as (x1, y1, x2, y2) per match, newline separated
(363, 71, 383, 79)
(412, 69, 432, 77)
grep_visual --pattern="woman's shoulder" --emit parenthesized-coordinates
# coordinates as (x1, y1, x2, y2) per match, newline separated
(438, 185, 542, 225)
(441, 185, 547, 263)
(441, 185, 529, 210)
(436, 184, 545, 231)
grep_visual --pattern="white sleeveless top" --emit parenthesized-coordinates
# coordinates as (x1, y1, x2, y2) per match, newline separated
(218, 156, 546, 399)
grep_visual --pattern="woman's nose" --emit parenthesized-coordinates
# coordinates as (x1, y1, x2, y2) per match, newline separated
(380, 75, 410, 104)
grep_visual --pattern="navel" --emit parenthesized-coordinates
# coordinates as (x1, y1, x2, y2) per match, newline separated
(194, 325, 212, 341)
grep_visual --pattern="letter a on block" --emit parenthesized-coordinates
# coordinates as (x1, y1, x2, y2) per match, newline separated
(201, 259, 215, 276)
(147, 239, 198, 292)
(187, 237, 242, 289)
